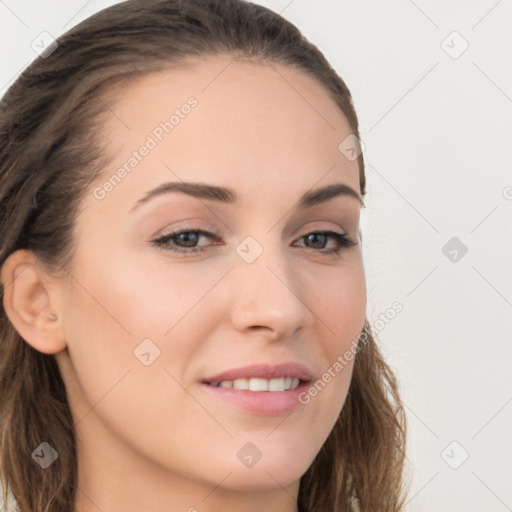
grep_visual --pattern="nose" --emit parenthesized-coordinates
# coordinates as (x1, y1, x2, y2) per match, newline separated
(229, 242, 315, 341)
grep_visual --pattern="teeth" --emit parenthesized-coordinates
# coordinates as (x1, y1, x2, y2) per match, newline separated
(213, 377, 300, 391)
(249, 378, 268, 391)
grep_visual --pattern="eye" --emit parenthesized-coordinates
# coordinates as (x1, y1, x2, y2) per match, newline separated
(294, 231, 357, 257)
(151, 228, 219, 256)
(151, 228, 357, 257)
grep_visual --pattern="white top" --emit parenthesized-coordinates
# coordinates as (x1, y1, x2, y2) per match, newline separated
(0, 476, 19, 512)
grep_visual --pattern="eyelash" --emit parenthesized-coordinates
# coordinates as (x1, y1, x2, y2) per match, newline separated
(151, 227, 357, 258)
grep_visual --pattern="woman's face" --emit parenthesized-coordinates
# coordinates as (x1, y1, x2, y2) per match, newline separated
(54, 55, 366, 502)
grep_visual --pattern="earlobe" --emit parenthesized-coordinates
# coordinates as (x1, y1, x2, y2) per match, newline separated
(0, 249, 67, 354)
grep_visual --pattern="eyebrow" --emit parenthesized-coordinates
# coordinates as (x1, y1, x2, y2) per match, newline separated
(130, 181, 364, 212)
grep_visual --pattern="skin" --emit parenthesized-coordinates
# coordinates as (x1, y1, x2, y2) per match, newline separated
(1, 55, 366, 512)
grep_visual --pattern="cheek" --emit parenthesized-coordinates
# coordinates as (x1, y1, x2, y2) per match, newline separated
(304, 263, 366, 420)
(60, 254, 228, 401)
(315, 261, 367, 349)
(59, 261, 215, 460)
(80, 253, 227, 338)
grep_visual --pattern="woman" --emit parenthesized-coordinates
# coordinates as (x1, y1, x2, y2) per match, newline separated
(0, 1, 407, 511)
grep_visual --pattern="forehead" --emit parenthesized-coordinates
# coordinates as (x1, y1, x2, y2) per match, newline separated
(103, 54, 350, 126)
(91, 55, 360, 211)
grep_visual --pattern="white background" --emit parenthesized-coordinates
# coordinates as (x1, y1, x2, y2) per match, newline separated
(1, 1, 511, 511)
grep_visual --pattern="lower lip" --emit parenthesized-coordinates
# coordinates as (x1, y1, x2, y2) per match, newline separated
(201, 381, 310, 416)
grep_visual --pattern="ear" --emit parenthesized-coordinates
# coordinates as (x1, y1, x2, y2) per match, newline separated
(1, 249, 67, 354)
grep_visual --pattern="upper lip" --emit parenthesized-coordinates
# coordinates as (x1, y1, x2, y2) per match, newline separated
(202, 363, 314, 385)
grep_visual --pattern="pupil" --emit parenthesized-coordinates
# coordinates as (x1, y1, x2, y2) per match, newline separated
(177, 232, 197, 247)
(307, 233, 326, 248)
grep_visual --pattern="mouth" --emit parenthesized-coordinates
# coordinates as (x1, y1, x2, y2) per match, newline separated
(200, 363, 314, 416)
(201, 362, 313, 385)
(204, 376, 304, 391)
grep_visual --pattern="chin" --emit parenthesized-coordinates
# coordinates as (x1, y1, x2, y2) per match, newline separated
(210, 450, 314, 491)
(219, 467, 306, 491)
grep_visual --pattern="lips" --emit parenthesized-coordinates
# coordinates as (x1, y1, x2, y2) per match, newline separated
(202, 362, 313, 386)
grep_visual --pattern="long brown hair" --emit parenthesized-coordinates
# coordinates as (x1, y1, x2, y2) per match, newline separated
(0, 1, 408, 510)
